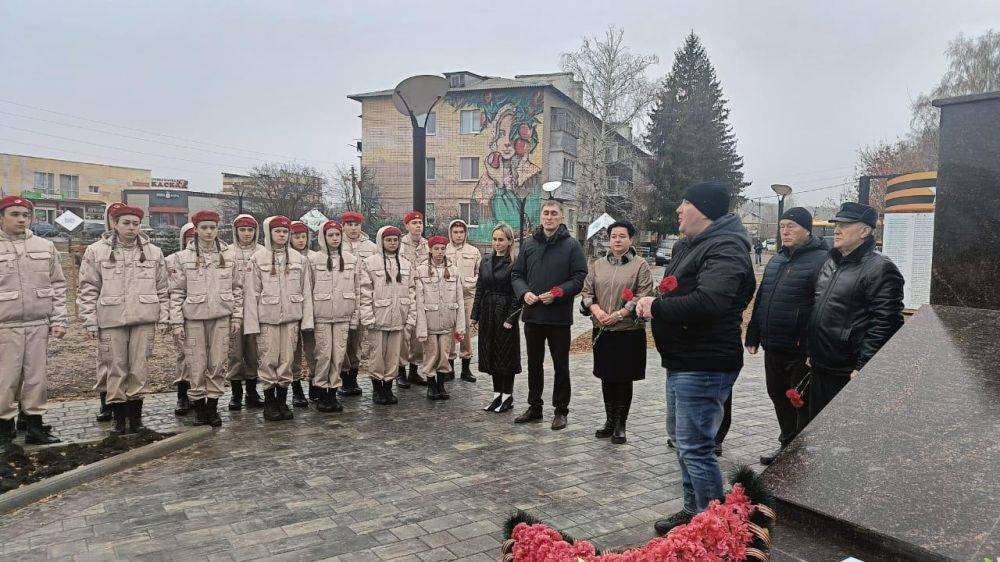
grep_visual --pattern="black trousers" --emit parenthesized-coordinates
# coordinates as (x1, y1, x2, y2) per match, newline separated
(600, 380, 633, 420)
(808, 368, 851, 422)
(764, 350, 811, 445)
(524, 323, 571, 415)
(491, 373, 515, 394)
(715, 392, 732, 445)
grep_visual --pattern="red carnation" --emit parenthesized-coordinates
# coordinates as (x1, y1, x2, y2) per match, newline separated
(659, 275, 679, 294)
(786, 388, 805, 409)
(622, 288, 634, 301)
(550, 286, 564, 298)
(453, 331, 462, 342)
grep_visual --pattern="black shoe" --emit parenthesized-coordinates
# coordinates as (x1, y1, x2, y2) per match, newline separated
(395, 367, 411, 389)
(291, 381, 309, 408)
(17, 413, 51, 433)
(95, 391, 112, 422)
(228, 381, 243, 411)
(760, 445, 784, 465)
(444, 360, 455, 382)
(174, 381, 192, 415)
(0, 418, 14, 449)
(339, 371, 362, 396)
(611, 410, 627, 445)
(514, 406, 543, 424)
(460, 359, 476, 382)
(668, 438, 675, 449)
(23, 414, 60, 445)
(193, 399, 210, 426)
(427, 378, 440, 401)
(495, 395, 514, 413)
(127, 400, 146, 434)
(316, 388, 333, 412)
(327, 389, 344, 412)
(551, 414, 568, 431)
(483, 395, 502, 411)
(245, 380, 265, 409)
(206, 398, 223, 427)
(277, 386, 295, 419)
(308, 384, 319, 402)
(654, 510, 694, 536)
(262, 388, 283, 421)
(385, 380, 398, 404)
(714, 444, 723, 457)
(595, 417, 614, 439)
(372, 379, 388, 405)
(408, 364, 426, 386)
(436, 377, 450, 400)
(109, 402, 128, 435)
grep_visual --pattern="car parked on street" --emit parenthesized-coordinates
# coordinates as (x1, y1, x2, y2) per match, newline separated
(655, 236, 679, 266)
(30, 222, 58, 237)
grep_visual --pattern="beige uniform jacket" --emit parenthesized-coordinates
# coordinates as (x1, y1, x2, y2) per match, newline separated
(343, 233, 378, 263)
(308, 244, 360, 326)
(400, 235, 429, 267)
(414, 263, 466, 339)
(580, 251, 654, 332)
(168, 241, 244, 325)
(242, 246, 314, 335)
(78, 232, 169, 330)
(358, 253, 415, 331)
(445, 243, 481, 299)
(0, 230, 67, 328)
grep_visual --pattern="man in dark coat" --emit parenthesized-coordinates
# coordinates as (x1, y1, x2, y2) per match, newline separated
(806, 202, 904, 421)
(745, 207, 828, 465)
(511, 199, 588, 430)
(636, 181, 756, 535)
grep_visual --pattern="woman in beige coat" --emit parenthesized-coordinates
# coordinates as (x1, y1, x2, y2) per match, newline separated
(416, 236, 466, 401)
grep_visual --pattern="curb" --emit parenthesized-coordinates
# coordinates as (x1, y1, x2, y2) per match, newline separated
(0, 426, 213, 515)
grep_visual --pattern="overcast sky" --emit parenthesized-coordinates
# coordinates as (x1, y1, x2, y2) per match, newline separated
(1, 1, 995, 206)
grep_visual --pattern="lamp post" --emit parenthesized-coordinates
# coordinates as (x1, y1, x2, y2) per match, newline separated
(771, 183, 792, 251)
(392, 75, 449, 216)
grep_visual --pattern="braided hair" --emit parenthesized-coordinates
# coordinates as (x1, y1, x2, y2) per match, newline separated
(326, 239, 344, 272)
(194, 237, 226, 268)
(107, 229, 146, 264)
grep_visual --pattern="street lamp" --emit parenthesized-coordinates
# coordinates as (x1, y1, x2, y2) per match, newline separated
(392, 75, 449, 216)
(771, 183, 792, 251)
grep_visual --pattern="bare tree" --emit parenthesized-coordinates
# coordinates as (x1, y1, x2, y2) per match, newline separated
(329, 164, 389, 237)
(221, 162, 327, 222)
(561, 26, 658, 225)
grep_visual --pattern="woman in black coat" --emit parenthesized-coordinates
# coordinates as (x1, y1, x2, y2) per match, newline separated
(470, 223, 521, 413)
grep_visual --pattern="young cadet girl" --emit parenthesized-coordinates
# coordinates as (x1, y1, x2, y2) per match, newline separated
(415, 236, 466, 401)
(165, 222, 195, 416)
(289, 220, 316, 407)
(306, 220, 360, 413)
(169, 211, 243, 427)
(358, 226, 415, 405)
(93, 201, 125, 423)
(227, 214, 265, 410)
(242, 215, 314, 422)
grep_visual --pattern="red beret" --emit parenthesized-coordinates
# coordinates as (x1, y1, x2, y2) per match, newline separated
(0, 195, 33, 212)
(341, 211, 364, 223)
(233, 215, 258, 229)
(403, 211, 423, 224)
(109, 204, 144, 221)
(428, 235, 448, 247)
(322, 220, 343, 232)
(190, 210, 221, 225)
(290, 221, 309, 235)
(269, 216, 292, 230)
(381, 226, 402, 238)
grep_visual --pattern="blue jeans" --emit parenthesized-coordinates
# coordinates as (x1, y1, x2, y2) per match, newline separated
(666, 370, 739, 513)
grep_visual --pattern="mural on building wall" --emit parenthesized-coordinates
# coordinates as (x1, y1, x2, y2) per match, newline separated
(447, 88, 543, 243)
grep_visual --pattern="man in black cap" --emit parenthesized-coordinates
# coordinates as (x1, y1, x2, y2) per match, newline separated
(806, 201, 904, 421)
(636, 180, 756, 535)
(745, 207, 828, 465)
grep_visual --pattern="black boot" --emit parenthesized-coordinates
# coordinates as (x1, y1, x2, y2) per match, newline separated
(17, 413, 51, 433)
(483, 394, 502, 411)
(95, 391, 112, 422)
(339, 370, 362, 396)
(0, 418, 14, 451)
(427, 377, 440, 400)
(245, 379, 265, 409)
(24, 414, 60, 445)
(460, 358, 476, 382)
(262, 388, 283, 421)
(384, 379, 398, 404)
(496, 394, 514, 413)
(654, 510, 694, 536)
(408, 363, 426, 386)
(127, 400, 145, 434)
(193, 399, 210, 426)
(395, 365, 411, 389)
(291, 381, 309, 407)
(372, 379, 387, 405)
(611, 408, 627, 445)
(206, 398, 223, 427)
(595, 397, 614, 439)
(308, 383, 319, 402)
(436, 377, 450, 401)
(110, 402, 128, 435)
(175, 381, 191, 415)
(228, 381, 244, 411)
(277, 386, 295, 419)
(444, 360, 455, 382)
(326, 388, 344, 413)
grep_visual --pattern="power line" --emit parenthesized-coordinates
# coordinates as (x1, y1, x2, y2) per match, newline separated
(743, 180, 854, 202)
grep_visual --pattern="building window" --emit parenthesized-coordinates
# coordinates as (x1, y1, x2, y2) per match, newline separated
(425, 203, 436, 227)
(425, 158, 436, 180)
(459, 202, 481, 226)
(551, 107, 580, 137)
(449, 74, 466, 88)
(34, 172, 54, 195)
(60, 174, 79, 199)
(425, 112, 436, 135)
(459, 157, 479, 181)
(562, 159, 576, 181)
(88, 185, 100, 194)
(460, 110, 481, 134)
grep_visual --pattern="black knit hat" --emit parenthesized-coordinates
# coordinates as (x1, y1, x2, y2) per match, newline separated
(780, 207, 813, 232)
(683, 181, 729, 220)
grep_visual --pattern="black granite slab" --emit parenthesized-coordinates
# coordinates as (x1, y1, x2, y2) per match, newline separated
(764, 305, 1000, 561)
(931, 91, 1000, 310)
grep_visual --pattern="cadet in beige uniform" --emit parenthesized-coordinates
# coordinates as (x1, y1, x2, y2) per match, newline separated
(0, 196, 66, 446)
(242, 216, 314, 422)
(307, 220, 360, 413)
(78, 204, 169, 435)
(165, 222, 195, 417)
(359, 226, 414, 405)
(338, 211, 377, 397)
(416, 236, 466, 401)
(289, 220, 315, 407)
(169, 211, 243, 427)
(445, 219, 481, 382)
(93, 202, 126, 423)
(227, 214, 264, 411)
(398, 211, 428, 388)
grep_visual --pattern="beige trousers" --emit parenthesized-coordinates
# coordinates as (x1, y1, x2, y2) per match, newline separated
(256, 322, 299, 390)
(100, 324, 155, 404)
(227, 332, 259, 381)
(173, 347, 187, 386)
(185, 318, 231, 401)
(0, 324, 49, 419)
(367, 329, 403, 381)
(293, 330, 317, 382)
(93, 357, 108, 393)
(344, 326, 364, 372)
(313, 322, 348, 389)
(399, 323, 423, 367)
(421, 333, 455, 379)
(449, 296, 475, 361)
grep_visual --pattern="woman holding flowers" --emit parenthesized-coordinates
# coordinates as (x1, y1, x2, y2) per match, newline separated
(580, 220, 652, 444)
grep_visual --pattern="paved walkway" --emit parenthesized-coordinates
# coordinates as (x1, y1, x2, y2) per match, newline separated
(1, 294, 782, 561)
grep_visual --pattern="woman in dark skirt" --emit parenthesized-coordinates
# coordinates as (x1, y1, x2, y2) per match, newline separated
(581, 220, 653, 444)
(470, 222, 521, 413)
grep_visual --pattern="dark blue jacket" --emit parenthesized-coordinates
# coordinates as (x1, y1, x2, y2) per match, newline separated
(745, 235, 828, 354)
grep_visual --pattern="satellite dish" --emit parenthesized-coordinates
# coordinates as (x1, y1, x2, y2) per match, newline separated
(542, 181, 562, 193)
(393, 75, 449, 128)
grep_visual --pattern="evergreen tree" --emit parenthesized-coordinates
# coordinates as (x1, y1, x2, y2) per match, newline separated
(645, 32, 749, 232)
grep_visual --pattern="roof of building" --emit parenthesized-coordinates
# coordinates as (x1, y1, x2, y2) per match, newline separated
(0, 152, 151, 172)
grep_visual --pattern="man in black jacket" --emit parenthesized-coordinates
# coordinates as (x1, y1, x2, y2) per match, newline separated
(745, 207, 828, 465)
(636, 181, 756, 535)
(807, 202, 904, 421)
(511, 200, 588, 430)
